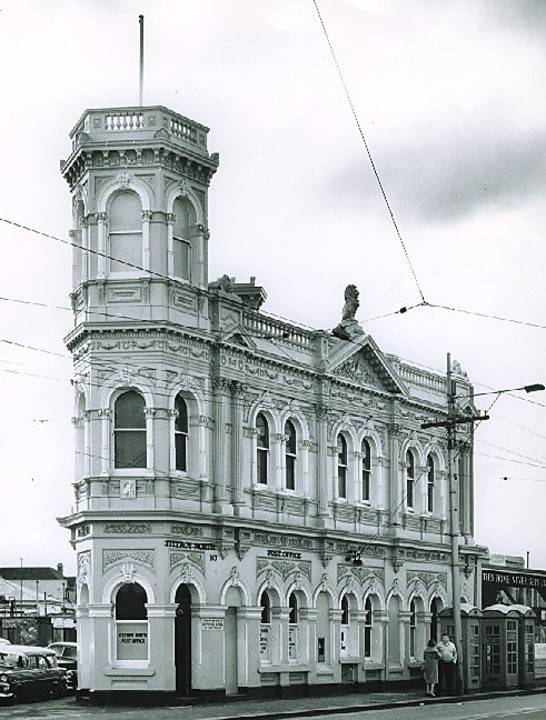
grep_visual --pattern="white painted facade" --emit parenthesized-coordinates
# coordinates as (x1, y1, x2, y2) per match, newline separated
(59, 104, 486, 702)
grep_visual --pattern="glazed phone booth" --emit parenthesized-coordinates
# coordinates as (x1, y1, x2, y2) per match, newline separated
(439, 604, 482, 693)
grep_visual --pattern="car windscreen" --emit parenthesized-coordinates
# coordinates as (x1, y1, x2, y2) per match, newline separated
(62, 646, 77, 659)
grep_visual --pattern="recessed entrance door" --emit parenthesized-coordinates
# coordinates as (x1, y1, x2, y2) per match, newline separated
(225, 607, 238, 695)
(175, 584, 192, 696)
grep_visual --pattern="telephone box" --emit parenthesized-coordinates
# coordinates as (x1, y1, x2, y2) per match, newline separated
(481, 604, 520, 690)
(510, 604, 536, 688)
(439, 604, 482, 693)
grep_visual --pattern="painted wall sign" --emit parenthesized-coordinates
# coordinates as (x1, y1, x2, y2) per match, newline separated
(165, 539, 217, 550)
(483, 570, 546, 589)
(267, 550, 302, 560)
(117, 624, 148, 661)
(201, 618, 224, 630)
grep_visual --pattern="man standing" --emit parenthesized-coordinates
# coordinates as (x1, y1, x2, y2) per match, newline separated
(437, 633, 457, 694)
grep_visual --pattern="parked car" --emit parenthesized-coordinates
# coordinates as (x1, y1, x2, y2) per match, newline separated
(0, 639, 10, 645)
(0, 645, 67, 704)
(47, 642, 78, 691)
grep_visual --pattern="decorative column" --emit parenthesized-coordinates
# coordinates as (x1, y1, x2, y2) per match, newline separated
(419, 465, 429, 515)
(275, 606, 291, 666)
(388, 424, 400, 526)
(274, 433, 284, 492)
(399, 609, 411, 667)
(316, 406, 329, 523)
(191, 223, 208, 289)
(147, 604, 177, 691)
(142, 210, 152, 273)
(144, 407, 155, 472)
(376, 456, 386, 509)
(375, 609, 388, 679)
(231, 381, 248, 515)
(329, 608, 343, 673)
(81, 217, 89, 282)
(300, 439, 310, 496)
(354, 450, 362, 504)
(99, 409, 111, 476)
(212, 378, 230, 513)
(96, 212, 107, 278)
(70, 229, 79, 287)
(238, 606, 262, 688)
(166, 212, 175, 277)
(327, 445, 338, 500)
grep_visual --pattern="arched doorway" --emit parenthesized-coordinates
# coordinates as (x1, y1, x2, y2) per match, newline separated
(224, 586, 243, 696)
(175, 585, 192, 696)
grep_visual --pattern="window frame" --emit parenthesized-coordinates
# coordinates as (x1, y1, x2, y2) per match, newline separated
(406, 449, 416, 511)
(364, 596, 373, 659)
(427, 454, 435, 513)
(107, 190, 143, 277)
(172, 197, 193, 282)
(409, 598, 417, 660)
(256, 413, 270, 485)
(174, 394, 189, 473)
(113, 582, 150, 668)
(337, 434, 348, 499)
(361, 438, 372, 503)
(285, 420, 297, 491)
(113, 390, 147, 472)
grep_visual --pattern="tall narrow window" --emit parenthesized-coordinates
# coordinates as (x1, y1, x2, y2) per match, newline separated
(259, 590, 271, 662)
(361, 438, 371, 502)
(340, 595, 349, 656)
(115, 583, 148, 662)
(430, 598, 439, 642)
(173, 197, 191, 280)
(285, 420, 297, 491)
(406, 450, 415, 510)
(288, 591, 298, 661)
(114, 391, 146, 468)
(256, 413, 269, 485)
(337, 434, 347, 498)
(427, 454, 435, 513)
(409, 598, 417, 659)
(175, 394, 188, 472)
(108, 191, 142, 273)
(364, 597, 373, 658)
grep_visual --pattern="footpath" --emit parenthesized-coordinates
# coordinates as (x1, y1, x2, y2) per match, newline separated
(151, 685, 546, 720)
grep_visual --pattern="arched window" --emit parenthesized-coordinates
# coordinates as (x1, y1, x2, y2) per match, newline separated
(337, 434, 348, 499)
(259, 590, 271, 662)
(364, 596, 373, 658)
(430, 597, 439, 642)
(288, 591, 299, 661)
(108, 191, 142, 273)
(256, 413, 269, 485)
(409, 598, 417, 659)
(175, 394, 189, 472)
(406, 450, 415, 510)
(172, 197, 192, 280)
(260, 591, 270, 624)
(114, 391, 146, 468)
(427, 454, 435, 513)
(340, 595, 349, 626)
(115, 582, 149, 662)
(340, 595, 350, 656)
(361, 438, 371, 502)
(285, 420, 297, 491)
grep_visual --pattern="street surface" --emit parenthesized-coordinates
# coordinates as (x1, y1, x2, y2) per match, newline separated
(1, 693, 546, 720)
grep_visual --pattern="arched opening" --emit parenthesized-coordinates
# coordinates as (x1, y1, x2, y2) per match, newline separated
(175, 394, 189, 471)
(174, 584, 192, 696)
(364, 596, 373, 659)
(288, 591, 299, 661)
(340, 595, 350, 657)
(316, 591, 331, 663)
(114, 390, 146, 469)
(430, 597, 441, 642)
(114, 582, 148, 663)
(409, 598, 417, 659)
(387, 595, 401, 666)
(225, 586, 243, 696)
(259, 589, 273, 662)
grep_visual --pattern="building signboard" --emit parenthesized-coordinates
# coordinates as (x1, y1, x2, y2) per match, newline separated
(482, 570, 546, 589)
(116, 623, 148, 661)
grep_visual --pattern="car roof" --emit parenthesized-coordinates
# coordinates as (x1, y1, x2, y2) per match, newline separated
(48, 642, 77, 648)
(0, 644, 57, 656)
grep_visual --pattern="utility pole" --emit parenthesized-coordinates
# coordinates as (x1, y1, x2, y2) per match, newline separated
(421, 352, 489, 695)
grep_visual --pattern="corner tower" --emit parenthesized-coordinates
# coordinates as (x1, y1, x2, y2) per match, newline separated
(62, 106, 218, 324)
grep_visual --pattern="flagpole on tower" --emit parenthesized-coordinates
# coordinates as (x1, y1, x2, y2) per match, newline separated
(139, 14, 144, 106)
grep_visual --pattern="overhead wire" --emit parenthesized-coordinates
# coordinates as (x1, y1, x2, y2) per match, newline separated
(311, 0, 426, 304)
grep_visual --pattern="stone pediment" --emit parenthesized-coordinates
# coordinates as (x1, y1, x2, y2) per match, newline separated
(327, 335, 406, 395)
(223, 324, 257, 350)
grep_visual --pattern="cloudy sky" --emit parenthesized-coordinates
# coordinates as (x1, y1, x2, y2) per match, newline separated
(0, 0, 545, 574)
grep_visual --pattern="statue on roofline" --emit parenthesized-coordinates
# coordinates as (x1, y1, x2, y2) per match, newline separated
(332, 283, 364, 341)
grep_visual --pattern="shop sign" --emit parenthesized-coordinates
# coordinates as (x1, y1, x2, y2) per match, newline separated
(117, 623, 148, 661)
(288, 625, 298, 660)
(201, 618, 224, 630)
(267, 550, 302, 560)
(259, 625, 270, 660)
(165, 540, 217, 551)
(483, 571, 546, 589)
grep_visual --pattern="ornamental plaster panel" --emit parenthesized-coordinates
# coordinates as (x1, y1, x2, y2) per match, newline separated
(256, 558, 312, 582)
(169, 550, 205, 575)
(102, 549, 155, 574)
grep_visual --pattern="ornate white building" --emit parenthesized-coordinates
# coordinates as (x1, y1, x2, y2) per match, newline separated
(59, 104, 486, 703)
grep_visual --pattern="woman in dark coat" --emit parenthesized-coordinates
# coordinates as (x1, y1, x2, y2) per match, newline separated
(423, 639, 440, 697)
